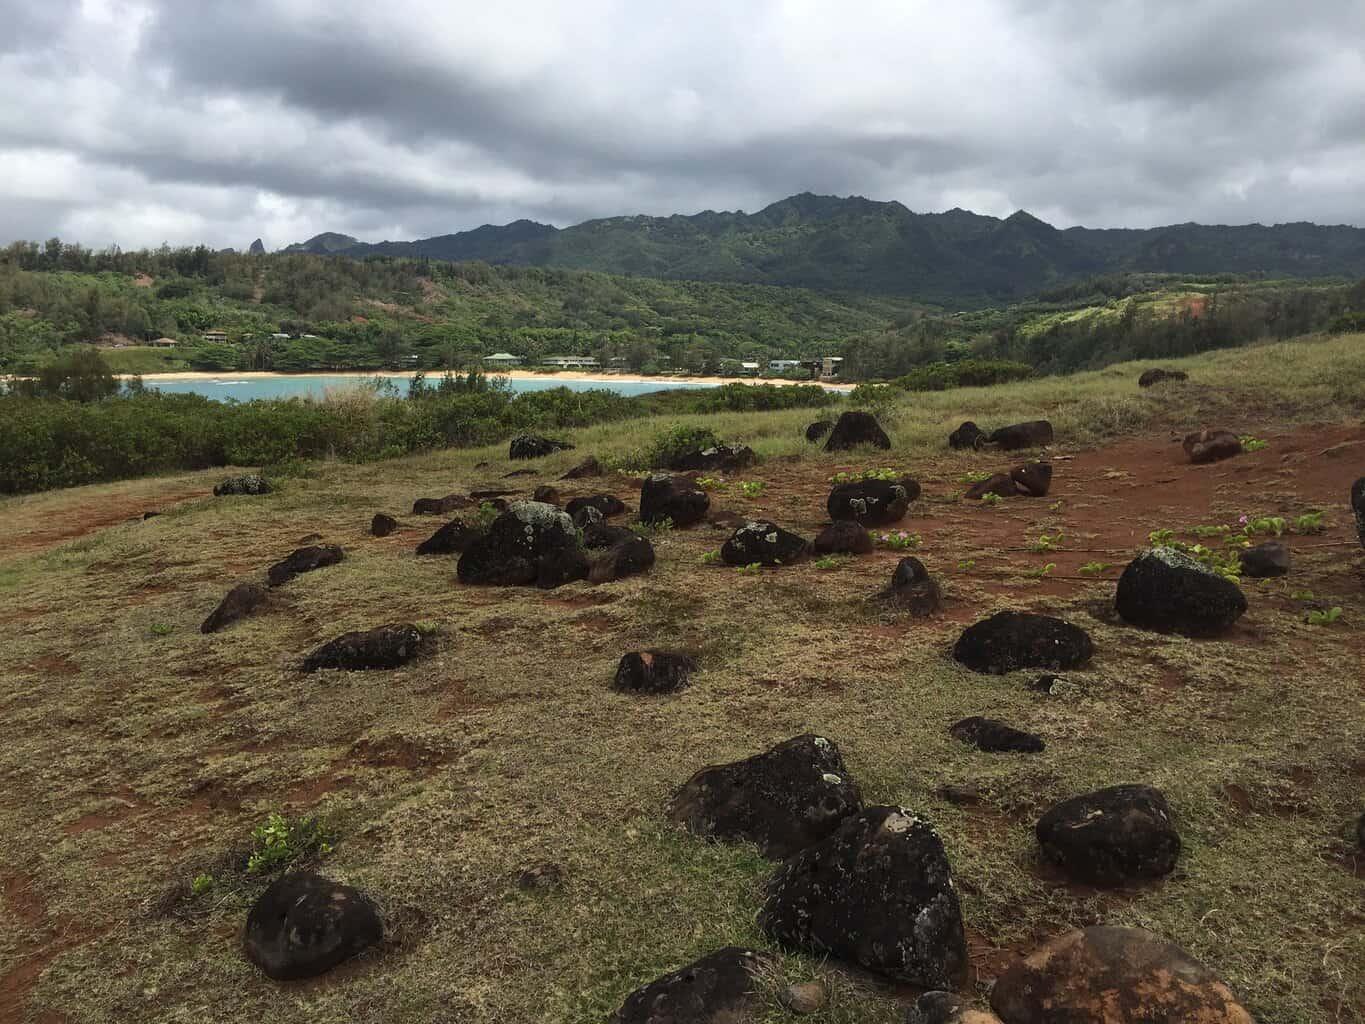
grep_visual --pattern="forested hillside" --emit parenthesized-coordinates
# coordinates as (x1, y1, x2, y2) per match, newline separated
(286, 192, 1365, 305)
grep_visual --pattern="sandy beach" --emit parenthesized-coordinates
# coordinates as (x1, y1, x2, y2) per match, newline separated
(117, 368, 856, 391)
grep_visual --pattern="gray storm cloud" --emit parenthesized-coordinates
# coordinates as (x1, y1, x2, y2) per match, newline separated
(1, 0, 1362, 250)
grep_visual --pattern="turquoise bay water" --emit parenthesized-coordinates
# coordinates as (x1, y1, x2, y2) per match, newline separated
(144, 374, 719, 402)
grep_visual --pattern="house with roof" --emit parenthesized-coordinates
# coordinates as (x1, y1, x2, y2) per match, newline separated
(202, 328, 229, 343)
(542, 355, 600, 369)
(483, 352, 523, 368)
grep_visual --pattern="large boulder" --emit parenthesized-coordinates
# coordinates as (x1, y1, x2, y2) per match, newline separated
(1352, 476, 1365, 549)
(827, 478, 920, 526)
(609, 947, 772, 1024)
(243, 872, 382, 981)
(457, 502, 585, 587)
(1036, 784, 1180, 885)
(668, 734, 863, 860)
(953, 612, 1094, 674)
(1240, 539, 1290, 578)
(1183, 429, 1242, 464)
(990, 421, 1053, 450)
(561, 455, 604, 479)
(1139, 368, 1189, 388)
(509, 434, 574, 460)
(824, 410, 891, 451)
(991, 926, 1252, 1023)
(720, 520, 809, 566)
(882, 557, 943, 617)
(214, 474, 272, 496)
(266, 544, 343, 587)
(1114, 548, 1247, 636)
(589, 535, 656, 583)
(416, 519, 482, 557)
(201, 582, 268, 634)
(301, 623, 425, 672)
(613, 650, 698, 694)
(412, 494, 470, 515)
(814, 520, 873, 555)
(565, 494, 627, 519)
(949, 717, 1045, 753)
(370, 513, 398, 537)
(669, 443, 757, 473)
(759, 806, 967, 988)
(908, 992, 1005, 1023)
(806, 419, 834, 443)
(640, 474, 710, 527)
(948, 421, 987, 450)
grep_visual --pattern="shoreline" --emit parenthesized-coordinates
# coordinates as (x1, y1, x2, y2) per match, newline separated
(116, 369, 856, 391)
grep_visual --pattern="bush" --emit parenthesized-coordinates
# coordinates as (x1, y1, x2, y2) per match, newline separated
(645, 424, 723, 468)
(888, 359, 1034, 392)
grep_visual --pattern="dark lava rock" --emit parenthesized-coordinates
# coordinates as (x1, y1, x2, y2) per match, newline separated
(720, 520, 809, 566)
(565, 494, 626, 519)
(1029, 674, 1065, 694)
(469, 489, 513, 500)
(1183, 428, 1243, 464)
(948, 421, 987, 450)
(668, 734, 863, 859)
(964, 473, 1018, 500)
(572, 505, 604, 530)
(503, 468, 537, 478)
(908, 992, 1004, 1023)
(991, 926, 1252, 1024)
(214, 474, 272, 496)
(457, 501, 584, 587)
(201, 582, 268, 634)
(613, 650, 699, 694)
(824, 410, 891, 451)
(302, 623, 424, 673)
(531, 485, 560, 505)
(582, 520, 635, 549)
(1139, 367, 1189, 388)
(1115, 547, 1247, 636)
(989, 421, 1053, 450)
(937, 784, 984, 807)
(412, 494, 470, 515)
(1009, 461, 1052, 497)
(1357, 810, 1365, 849)
(509, 434, 574, 460)
(827, 478, 919, 526)
(244, 872, 382, 981)
(589, 534, 656, 583)
(1036, 784, 1180, 885)
(516, 862, 565, 892)
(1240, 539, 1290, 578)
(560, 456, 603, 479)
(267, 544, 343, 587)
(949, 717, 1045, 753)
(609, 947, 772, 1024)
(416, 519, 482, 557)
(806, 419, 834, 443)
(640, 474, 710, 527)
(953, 611, 1094, 674)
(883, 556, 943, 617)
(142, 510, 161, 520)
(1352, 477, 1365, 549)
(814, 520, 873, 555)
(759, 806, 967, 988)
(669, 443, 757, 473)
(370, 513, 398, 537)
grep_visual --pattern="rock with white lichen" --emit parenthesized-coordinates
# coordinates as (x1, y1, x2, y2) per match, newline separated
(640, 473, 710, 527)
(827, 477, 919, 525)
(456, 501, 586, 587)
(610, 947, 774, 1024)
(1115, 547, 1246, 636)
(720, 520, 809, 566)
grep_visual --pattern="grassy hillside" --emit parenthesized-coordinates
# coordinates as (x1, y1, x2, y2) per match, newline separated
(1, 333, 1363, 1023)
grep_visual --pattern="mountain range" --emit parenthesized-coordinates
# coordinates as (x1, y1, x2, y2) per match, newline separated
(284, 193, 1365, 305)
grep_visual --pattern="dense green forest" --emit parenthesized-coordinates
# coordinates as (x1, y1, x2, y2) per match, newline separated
(3, 239, 1363, 382)
(285, 192, 1365, 305)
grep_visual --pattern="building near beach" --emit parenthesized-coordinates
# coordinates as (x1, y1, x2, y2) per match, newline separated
(483, 352, 523, 368)
(542, 355, 600, 369)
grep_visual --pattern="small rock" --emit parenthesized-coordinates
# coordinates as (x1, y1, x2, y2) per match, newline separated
(141, 510, 161, 520)
(991, 927, 1252, 1023)
(668, 733, 863, 859)
(882, 556, 943, 616)
(565, 494, 627, 519)
(532, 485, 560, 505)
(1028, 673, 1065, 694)
(907, 991, 1004, 1023)
(1240, 539, 1290, 578)
(948, 421, 986, 450)
(1138, 368, 1188, 387)
(989, 420, 1053, 450)
(589, 535, 656, 583)
(640, 474, 710, 527)
(669, 443, 757, 473)
(720, 520, 809, 566)
(266, 544, 343, 587)
(824, 410, 892, 451)
(613, 651, 698, 694)
(1035, 784, 1180, 885)
(370, 513, 398, 537)
(302, 623, 424, 673)
(1183, 428, 1242, 464)
(412, 493, 470, 515)
(805, 420, 834, 443)
(814, 520, 873, 555)
(827, 478, 919, 525)
(201, 582, 268, 634)
(509, 434, 574, 460)
(953, 611, 1093, 674)
(949, 717, 1045, 753)
(416, 519, 482, 557)
(560, 456, 603, 479)
(214, 474, 271, 496)
(503, 467, 537, 478)
(516, 862, 565, 892)
(1115, 547, 1247, 636)
(781, 981, 827, 1015)
(937, 783, 984, 807)
(243, 872, 382, 980)
(610, 947, 772, 1024)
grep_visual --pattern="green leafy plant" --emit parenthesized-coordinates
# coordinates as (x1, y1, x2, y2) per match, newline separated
(734, 562, 763, 575)
(700, 550, 719, 565)
(813, 555, 844, 570)
(696, 476, 725, 491)
(1239, 435, 1269, 452)
(739, 480, 765, 498)
(958, 470, 991, 484)
(633, 516, 674, 537)
(474, 501, 501, 530)
(1304, 606, 1342, 626)
(876, 530, 922, 550)
(979, 492, 1003, 507)
(1293, 510, 1327, 534)
(829, 468, 902, 485)
(1079, 561, 1113, 575)
(1027, 530, 1064, 553)
(191, 873, 215, 897)
(246, 813, 333, 875)
(645, 424, 723, 469)
(957, 558, 976, 570)
(149, 623, 173, 637)
(1148, 528, 1177, 546)
(1026, 562, 1057, 578)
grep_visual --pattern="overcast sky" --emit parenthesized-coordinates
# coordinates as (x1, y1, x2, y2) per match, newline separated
(3, 0, 1364, 251)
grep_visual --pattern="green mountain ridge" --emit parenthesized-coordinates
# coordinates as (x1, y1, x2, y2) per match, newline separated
(284, 193, 1365, 306)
